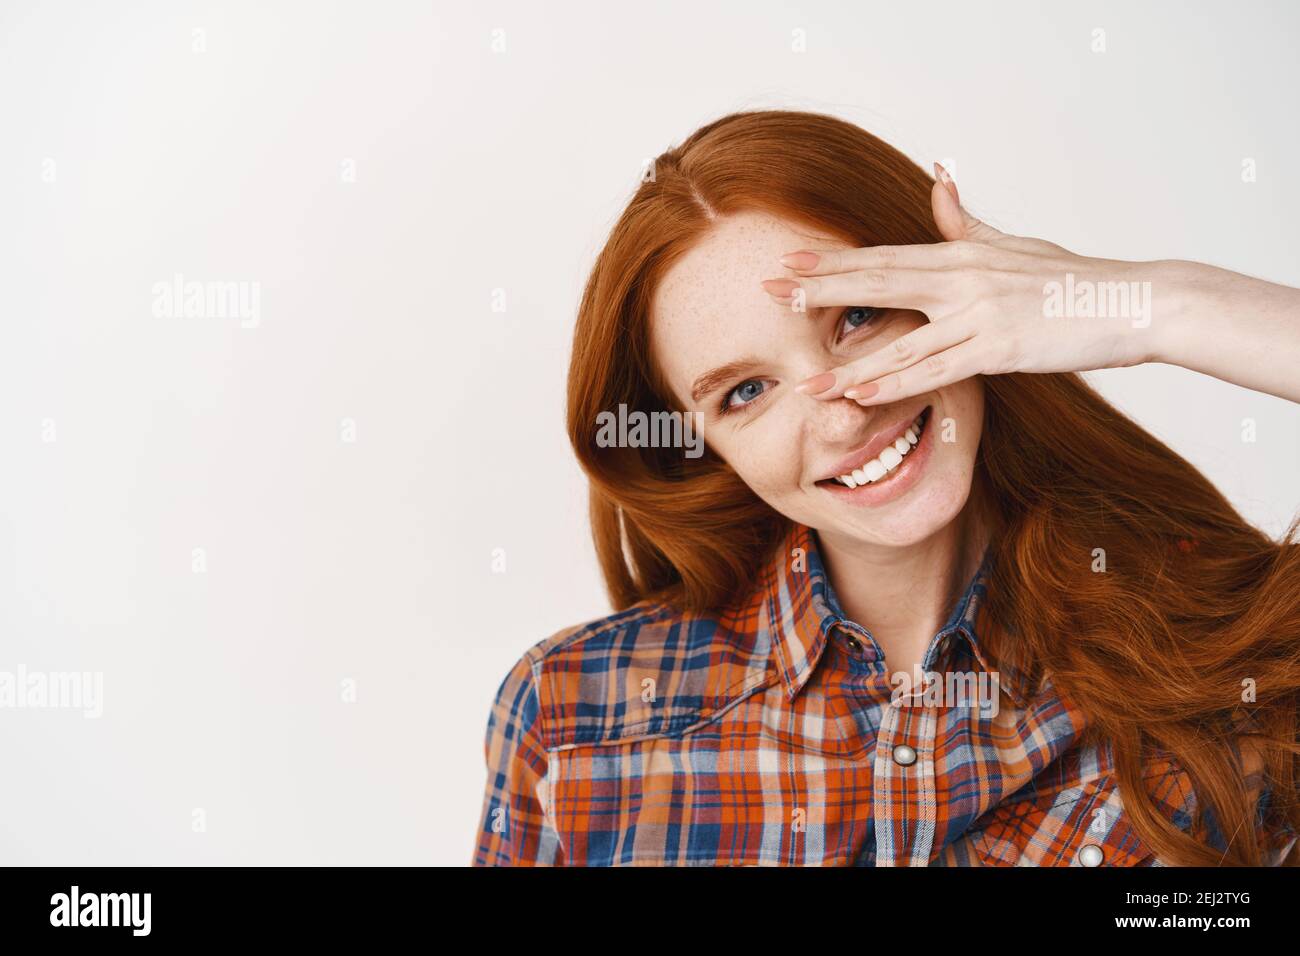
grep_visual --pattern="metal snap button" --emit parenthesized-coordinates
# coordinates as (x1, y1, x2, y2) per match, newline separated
(1076, 843, 1104, 867)
(892, 744, 917, 766)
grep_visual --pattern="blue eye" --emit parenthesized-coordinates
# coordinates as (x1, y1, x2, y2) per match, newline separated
(723, 379, 767, 412)
(840, 306, 881, 336)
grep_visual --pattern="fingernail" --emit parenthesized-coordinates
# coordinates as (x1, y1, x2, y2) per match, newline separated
(761, 278, 800, 297)
(779, 251, 820, 270)
(933, 162, 960, 204)
(844, 382, 880, 400)
(795, 371, 837, 395)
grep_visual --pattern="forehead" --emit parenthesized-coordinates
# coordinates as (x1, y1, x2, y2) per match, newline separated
(650, 211, 850, 404)
(653, 211, 845, 316)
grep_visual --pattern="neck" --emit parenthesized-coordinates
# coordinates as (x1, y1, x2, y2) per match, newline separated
(813, 507, 988, 671)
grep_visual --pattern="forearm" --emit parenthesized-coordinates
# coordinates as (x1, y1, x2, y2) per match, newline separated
(1142, 260, 1300, 403)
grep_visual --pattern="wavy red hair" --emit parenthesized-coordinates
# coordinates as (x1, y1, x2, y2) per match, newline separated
(565, 109, 1300, 866)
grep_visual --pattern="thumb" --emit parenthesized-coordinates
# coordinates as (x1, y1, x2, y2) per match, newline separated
(931, 163, 1003, 242)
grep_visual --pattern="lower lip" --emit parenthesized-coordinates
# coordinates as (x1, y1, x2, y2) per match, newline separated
(815, 408, 936, 507)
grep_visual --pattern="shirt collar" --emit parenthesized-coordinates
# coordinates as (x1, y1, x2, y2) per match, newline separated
(758, 522, 1036, 709)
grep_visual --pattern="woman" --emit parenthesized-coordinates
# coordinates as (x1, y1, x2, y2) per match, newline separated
(473, 110, 1300, 866)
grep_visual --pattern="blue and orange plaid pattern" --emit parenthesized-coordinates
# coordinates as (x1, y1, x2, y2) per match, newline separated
(473, 522, 1296, 866)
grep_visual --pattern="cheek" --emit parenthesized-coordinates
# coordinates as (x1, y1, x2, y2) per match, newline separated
(709, 414, 803, 499)
(935, 377, 985, 460)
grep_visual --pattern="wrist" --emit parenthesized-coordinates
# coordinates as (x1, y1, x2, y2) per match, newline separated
(1135, 259, 1211, 367)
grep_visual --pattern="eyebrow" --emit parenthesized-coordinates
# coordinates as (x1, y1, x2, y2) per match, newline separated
(690, 359, 762, 405)
(687, 308, 844, 405)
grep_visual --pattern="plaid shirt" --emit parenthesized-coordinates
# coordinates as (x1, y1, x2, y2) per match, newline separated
(473, 523, 1295, 866)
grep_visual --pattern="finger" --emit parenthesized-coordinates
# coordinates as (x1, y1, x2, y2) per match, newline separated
(932, 163, 1007, 244)
(797, 320, 975, 400)
(780, 241, 969, 274)
(932, 179, 968, 241)
(846, 338, 989, 407)
(931, 181, 1057, 257)
(762, 268, 950, 313)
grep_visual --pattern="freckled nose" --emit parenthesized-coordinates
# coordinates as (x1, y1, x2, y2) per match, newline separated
(805, 393, 872, 444)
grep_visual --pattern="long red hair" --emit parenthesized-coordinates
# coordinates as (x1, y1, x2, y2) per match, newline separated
(564, 109, 1300, 866)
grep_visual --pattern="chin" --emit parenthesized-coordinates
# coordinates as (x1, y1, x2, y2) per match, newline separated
(818, 466, 976, 548)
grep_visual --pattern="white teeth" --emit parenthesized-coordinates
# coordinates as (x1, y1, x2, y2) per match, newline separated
(828, 409, 929, 487)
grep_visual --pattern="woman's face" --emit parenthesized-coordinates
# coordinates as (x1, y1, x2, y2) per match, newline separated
(650, 210, 984, 551)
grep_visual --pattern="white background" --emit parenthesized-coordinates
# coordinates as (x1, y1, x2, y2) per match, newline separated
(2, 0, 1296, 865)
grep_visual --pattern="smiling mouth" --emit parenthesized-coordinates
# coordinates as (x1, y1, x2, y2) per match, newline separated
(815, 406, 932, 490)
